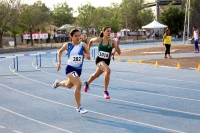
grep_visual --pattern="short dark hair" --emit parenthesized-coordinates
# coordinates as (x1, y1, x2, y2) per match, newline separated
(194, 26, 197, 29)
(70, 29, 80, 37)
(69, 29, 80, 41)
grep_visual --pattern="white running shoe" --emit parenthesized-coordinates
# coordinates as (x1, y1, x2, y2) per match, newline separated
(52, 80, 59, 89)
(76, 106, 88, 114)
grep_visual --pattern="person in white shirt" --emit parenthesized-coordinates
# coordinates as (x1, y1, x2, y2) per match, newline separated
(192, 26, 199, 53)
(111, 33, 120, 60)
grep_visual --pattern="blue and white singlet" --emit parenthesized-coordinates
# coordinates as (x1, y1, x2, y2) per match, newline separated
(67, 42, 84, 69)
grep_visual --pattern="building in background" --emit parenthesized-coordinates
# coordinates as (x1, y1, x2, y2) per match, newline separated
(145, 0, 183, 19)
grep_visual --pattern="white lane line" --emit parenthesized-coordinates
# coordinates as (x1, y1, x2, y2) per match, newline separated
(52, 58, 200, 92)
(109, 61, 200, 78)
(13, 130, 23, 133)
(0, 106, 74, 133)
(32, 60, 200, 102)
(3, 72, 200, 117)
(0, 126, 5, 128)
(84, 65, 200, 84)
(0, 83, 186, 133)
(82, 71, 200, 93)
(39, 68, 200, 102)
(97, 75, 200, 92)
(52, 59, 200, 92)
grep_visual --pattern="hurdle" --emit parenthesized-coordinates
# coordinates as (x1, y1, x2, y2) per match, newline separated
(93, 48, 96, 60)
(90, 48, 96, 60)
(14, 53, 39, 71)
(0, 55, 16, 75)
(36, 51, 58, 67)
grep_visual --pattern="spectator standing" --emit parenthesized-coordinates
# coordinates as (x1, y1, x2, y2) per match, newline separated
(192, 26, 199, 53)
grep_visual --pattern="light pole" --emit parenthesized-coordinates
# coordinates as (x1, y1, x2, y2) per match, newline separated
(125, 14, 128, 41)
(183, 0, 190, 44)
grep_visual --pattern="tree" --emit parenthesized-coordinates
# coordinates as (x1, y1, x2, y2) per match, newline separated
(138, 8, 154, 28)
(103, 3, 123, 33)
(90, 3, 123, 33)
(0, 0, 18, 48)
(8, 0, 22, 47)
(52, 2, 75, 27)
(76, 2, 95, 35)
(90, 7, 109, 33)
(20, 0, 51, 46)
(189, 0, 200, 34)
(158, 3, 185, 35)
(120, 0, 154, 30)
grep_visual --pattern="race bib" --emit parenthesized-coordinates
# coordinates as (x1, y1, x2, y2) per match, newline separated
(99, 51, 109, 59)
(71, 55, 83, 64)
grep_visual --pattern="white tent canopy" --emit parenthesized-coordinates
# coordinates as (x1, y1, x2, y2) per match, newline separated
(142, 20, 168, 29)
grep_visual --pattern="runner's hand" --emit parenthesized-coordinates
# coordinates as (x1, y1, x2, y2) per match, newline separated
(84, 52, 90, 60)
(57, 63, 61, 71)
(111, 52, 115, 60)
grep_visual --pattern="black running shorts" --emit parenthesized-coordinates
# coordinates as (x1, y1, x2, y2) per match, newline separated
(95, 56, 110, 66)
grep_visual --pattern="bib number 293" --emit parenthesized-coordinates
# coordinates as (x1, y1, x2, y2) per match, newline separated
(99, 51, 109, 59)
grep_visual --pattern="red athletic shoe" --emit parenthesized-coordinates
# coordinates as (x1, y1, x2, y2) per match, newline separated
(84, 81, 89, 92)
(104, 91, 110, 99)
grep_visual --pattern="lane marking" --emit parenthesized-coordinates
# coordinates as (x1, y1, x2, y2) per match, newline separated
(0, 106, 74, 133)
(110, 61, 200, 78)
(52, 59, 200, 92)
(0, 83, 186, 133)
(2, 74, 200, 117)
(84, 65, 200, 84)
(39, 69, 200, 102)
(13, 130, 23, 133)
(0, 126, 5, 128)
(29, 59, 200, 103)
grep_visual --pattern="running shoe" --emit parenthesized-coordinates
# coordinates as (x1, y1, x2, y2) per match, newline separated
(104, 91, 110, 99)
(76, 106, 88, 114)
(52, 80, 59, 89)
(84, 81, 89, 92)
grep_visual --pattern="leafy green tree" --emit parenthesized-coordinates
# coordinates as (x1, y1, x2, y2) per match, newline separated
(90, 7, 109, 33)
(52, 2, 75, 27)
(76, 2, 95, 34)
(189, 0, 200, 34)
(0, 0, 19, 48)
(8, 0, 22, 47)
(90, 3, 122, 33)
(120, 0, 154, 30)
(158, 3, 185, 35)
(19, 0, 51, 46)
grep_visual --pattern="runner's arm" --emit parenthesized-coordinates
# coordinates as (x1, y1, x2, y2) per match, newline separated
(112, 40, 121, 55)
(88, 37, 99, 50)
(162, 34, 166, 45)
(83, 43, 91, 60)
(58, 43, 68, 64)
